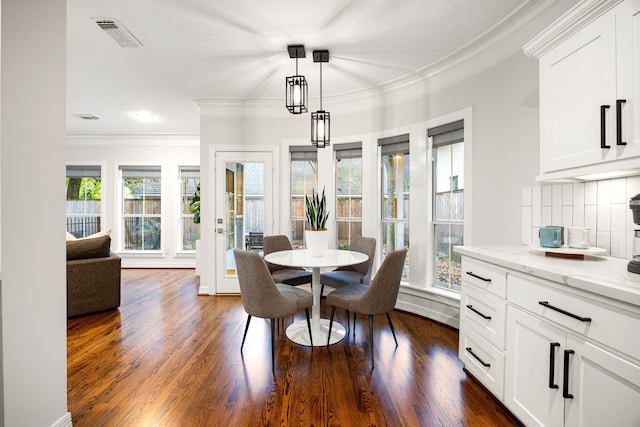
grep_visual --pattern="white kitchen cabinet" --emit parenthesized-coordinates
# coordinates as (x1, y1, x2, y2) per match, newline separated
(525, 0, 640, 180)
(459, 258, 507, 399)
(505, 273, 640, 427)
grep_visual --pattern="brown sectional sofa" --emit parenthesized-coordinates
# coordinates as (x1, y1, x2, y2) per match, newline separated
(66, 233, 121, 318)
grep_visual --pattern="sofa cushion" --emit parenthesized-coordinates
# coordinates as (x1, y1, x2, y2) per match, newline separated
(67, 234, 111, 260)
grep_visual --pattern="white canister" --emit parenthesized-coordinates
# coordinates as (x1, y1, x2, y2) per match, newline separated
(567, 227, 590, 249)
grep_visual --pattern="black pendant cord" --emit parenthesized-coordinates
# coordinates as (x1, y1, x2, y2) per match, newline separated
(319, 61, 323, 110)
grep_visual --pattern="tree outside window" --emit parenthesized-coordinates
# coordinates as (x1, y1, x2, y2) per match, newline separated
(66, 165, 102, 238)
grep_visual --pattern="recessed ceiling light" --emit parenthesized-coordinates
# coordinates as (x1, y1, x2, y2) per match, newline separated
(128, 110, 160, 122)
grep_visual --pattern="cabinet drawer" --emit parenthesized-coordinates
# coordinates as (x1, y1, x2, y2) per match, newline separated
(461, 258, 507, 299)
(461, 284, 507, 349)
(459, 325, 505, 400)
(509, 273, 640, 361)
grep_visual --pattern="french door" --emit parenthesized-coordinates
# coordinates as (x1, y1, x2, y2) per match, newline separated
(215, 151, 274, 293)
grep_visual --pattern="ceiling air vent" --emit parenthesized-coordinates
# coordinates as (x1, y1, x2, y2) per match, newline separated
(94, 18, 142, 48)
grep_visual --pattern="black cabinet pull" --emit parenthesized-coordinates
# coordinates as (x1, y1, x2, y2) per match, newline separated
(563, 349, 574, 399)
(617, 99, 627, 146)
(466, 304, 492, 320)
(465, 347, 490, 367)
(539, 301, 592, 323)
(601, 105, 611, 149)
(466, 271, 491, 283)
(549, 342, 560, 389)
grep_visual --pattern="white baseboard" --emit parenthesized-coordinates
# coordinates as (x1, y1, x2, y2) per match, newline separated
(395, 292, 460, 330)
(51, 412, 73, 427)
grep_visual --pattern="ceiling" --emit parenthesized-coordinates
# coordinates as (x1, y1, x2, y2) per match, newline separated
(66, 0, 565, 136)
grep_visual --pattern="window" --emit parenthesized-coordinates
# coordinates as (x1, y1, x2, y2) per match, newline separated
(335, 143, 362, 249)
(290, 146, 317, 248)
(179, 166, 200, 251)
(120, 166, 162, 251)
(379, 135, 410, 281)
(66, 165, 102, 238)
(430, 120, 464, 291)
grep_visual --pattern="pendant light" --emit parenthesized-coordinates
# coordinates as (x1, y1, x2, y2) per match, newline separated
(311, 50, 330, 148)
(285, 45, 308, 114)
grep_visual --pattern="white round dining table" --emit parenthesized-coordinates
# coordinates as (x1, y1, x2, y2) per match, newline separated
(264, 249, 368, 346)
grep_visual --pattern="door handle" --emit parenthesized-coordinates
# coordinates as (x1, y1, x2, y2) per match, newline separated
(465, 271, 491, 282)
(563, 349, 574, 399)
(549, 342, 560, 389)
(601, 105, 611, 149)
(465, 304, 492, 320)
(617, 99, 627, 146)
(465, 347, 491, 367)
(216, 228, 226, 234)
(538, 301, 592, 323)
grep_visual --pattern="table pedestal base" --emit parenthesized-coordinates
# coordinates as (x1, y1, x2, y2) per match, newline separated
(286, 319, 346, 346)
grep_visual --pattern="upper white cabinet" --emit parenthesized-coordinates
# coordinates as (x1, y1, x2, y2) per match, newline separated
(525, 0, 640, 180)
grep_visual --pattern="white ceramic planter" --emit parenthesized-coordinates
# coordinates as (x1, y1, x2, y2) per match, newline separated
(305, 230, 329, 256)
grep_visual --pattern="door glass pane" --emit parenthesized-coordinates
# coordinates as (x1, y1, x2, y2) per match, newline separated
(224, 162, 264, 275)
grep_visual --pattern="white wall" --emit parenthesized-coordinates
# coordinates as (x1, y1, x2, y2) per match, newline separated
(67, 136, 200, 268)
(198, 51, 541, 327)
(1, 0, 70, 425)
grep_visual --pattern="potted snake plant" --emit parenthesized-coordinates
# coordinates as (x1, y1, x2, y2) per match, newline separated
(305, 187, 330, 256)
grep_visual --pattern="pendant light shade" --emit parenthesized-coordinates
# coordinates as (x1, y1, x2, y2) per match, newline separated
(311, 50, 330, 148)
(311, 110, 330, 148)
(285, 45, 308, 114)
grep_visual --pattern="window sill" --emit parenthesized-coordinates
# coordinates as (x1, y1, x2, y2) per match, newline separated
(116, 251, 165, 258)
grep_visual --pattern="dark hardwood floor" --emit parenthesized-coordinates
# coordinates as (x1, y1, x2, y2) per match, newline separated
(67, 269, 521, 427)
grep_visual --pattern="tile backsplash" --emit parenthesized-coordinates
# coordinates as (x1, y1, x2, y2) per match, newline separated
(522, 176, 640, 259)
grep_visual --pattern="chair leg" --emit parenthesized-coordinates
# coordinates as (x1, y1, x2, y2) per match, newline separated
(369, 315, 374, 369)
(353, 312, 357, 338)
(305, 308, 313, 348)
(270, 318, 276, 374)
(327, 306, 336, 347)
(346, 310, 350, 332)
(387, 313, 398, 347)
(241, 314, 252, 353)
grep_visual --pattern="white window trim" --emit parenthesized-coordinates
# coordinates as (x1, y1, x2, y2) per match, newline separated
(115, 162, 164, 254)
(426, 106, 473, 293)
(66, 161, 107, 238)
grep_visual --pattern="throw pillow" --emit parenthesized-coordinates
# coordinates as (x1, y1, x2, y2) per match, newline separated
(66, 232, 77, 241)
(67, 234, 111, 261)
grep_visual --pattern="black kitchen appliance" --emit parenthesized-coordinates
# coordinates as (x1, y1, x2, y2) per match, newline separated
(628, 193, 640, 273)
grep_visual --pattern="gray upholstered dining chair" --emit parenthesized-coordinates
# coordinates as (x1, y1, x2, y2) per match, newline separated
(320, 236, 376, 293)
(234, 249, 313, 374)
(263, 235, 312, 286)
(325, 248, 407, 369)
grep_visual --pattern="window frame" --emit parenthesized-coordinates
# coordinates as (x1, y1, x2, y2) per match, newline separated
(118, 164, 163, 253)
(378, 134, 410, 282)
(178, 166, 200, 252)
(289, 146, 318, 248)
(428, 115, 469, 295)
(66, 162, 105, 238)
(334, 142, 363, 249)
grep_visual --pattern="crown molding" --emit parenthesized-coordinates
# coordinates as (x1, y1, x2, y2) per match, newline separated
(523, 0, 622, 58)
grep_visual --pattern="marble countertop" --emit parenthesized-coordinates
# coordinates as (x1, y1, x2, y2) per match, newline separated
(454, 245, 640, 308)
